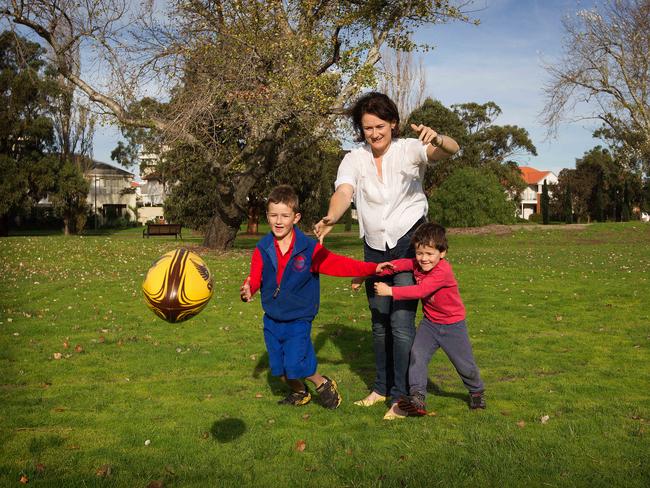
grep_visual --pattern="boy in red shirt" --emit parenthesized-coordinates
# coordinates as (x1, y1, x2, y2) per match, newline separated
(241, 185, 392, 409)
(374, 222, 485, 415)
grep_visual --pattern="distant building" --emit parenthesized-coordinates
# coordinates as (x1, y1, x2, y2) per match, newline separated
(517, 166, 558, 220)
(137, 150, 168, 224)
(86, 161, 137, 223)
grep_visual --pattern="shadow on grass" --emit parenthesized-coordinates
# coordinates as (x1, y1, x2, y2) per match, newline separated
(210, 418, 246, 443)
(250, 323, 375, 392)
(426, 379, 468, 403)
(250, 322, 467, 405)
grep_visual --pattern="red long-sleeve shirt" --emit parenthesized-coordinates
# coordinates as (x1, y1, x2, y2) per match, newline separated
(246, 231, 378, 296)
(389, 258, 465, 324)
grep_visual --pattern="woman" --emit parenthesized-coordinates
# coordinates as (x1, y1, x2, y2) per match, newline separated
(314, 92, 459, 419)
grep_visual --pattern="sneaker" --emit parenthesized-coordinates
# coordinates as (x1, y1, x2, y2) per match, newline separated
(398, 392, 427, 416)
(469, 391, 486, 410)
(278, 386, 311, 406)
(316, 376, 342, 409)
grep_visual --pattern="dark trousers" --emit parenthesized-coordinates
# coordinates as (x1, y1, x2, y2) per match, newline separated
(363, 219, 424, 401)
(409, 318, 484, 397)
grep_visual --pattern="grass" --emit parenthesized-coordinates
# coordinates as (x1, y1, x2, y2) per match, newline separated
(1, 222, 649, 487)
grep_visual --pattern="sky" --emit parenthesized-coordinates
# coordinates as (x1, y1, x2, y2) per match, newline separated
(91, 0, 600, 177)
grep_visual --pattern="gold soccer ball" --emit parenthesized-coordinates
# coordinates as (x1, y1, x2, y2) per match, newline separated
(142, 248, 214, 323)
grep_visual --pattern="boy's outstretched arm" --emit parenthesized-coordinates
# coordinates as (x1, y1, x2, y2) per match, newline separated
(311, 244, 378, 277)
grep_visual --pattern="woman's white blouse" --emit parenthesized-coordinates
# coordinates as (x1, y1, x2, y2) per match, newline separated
(334, 138, 429, 251)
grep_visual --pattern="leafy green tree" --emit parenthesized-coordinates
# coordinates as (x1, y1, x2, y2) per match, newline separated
(0, 31, 90, 235)
(49, 159, 90, 234)
(0, 31, 58, 235)
(429, 167, 516, 227)
(405, 99, 533, 198)
(4, 0, 474, 249)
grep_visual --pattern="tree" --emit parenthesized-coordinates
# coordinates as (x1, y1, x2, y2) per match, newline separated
(377, 47, 426, 129)
(562, 183, 573, 224)
(0, 31, 58, 235)
(49, 158, 90, 234)
(429, 167, 516, 227)
(405, 99, 534, 198)
(542, 0, 650, 174)
(3, 0, 475, 249)
(541, 179, 550, 224)
(551, 145, 643, 223)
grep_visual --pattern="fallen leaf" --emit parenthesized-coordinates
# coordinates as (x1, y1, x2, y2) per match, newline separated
(19, 474, 28, 484)
(517, 420, 526, 428)
(201, 432, 209, 439)
(63, 340, 70, 349)
(146, 481, 164, 488)
(295, 440, 306, 452)
(52, 352, 62, 360)
(302, 414, 310, 420)
(555, 315, 563, 321)
(255, 393, 263, 398)
(426, 411, 437, 417)
(541, 415, 550, 424)
(74, 344, 83, 353)
(144, 439, 151, 446)
(96, 465, 112, 478)
(35, 463, 45, 473)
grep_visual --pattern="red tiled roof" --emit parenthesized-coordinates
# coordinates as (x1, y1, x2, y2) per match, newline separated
(519, 166, 552, 184)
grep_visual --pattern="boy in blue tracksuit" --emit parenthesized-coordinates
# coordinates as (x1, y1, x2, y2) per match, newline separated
(241, 185, 390, 408)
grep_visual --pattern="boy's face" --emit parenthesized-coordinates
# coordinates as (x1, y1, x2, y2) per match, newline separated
(415, 244, 446, 272)
(267, 202, 301, 240)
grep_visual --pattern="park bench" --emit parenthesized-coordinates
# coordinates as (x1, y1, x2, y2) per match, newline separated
(143, 223, 183, 239)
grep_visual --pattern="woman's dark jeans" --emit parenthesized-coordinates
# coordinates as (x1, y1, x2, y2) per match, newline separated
(363, 219, 423, 401)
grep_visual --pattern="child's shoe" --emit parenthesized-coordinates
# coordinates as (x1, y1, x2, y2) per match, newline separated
(398, 392, 427, 416)
(316, 376, 342, 409)
(469, 391, 486, 409)
(278, 386, 312, 406)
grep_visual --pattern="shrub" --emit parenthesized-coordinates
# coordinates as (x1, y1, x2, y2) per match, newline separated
(529, 213, 543, 223)
(429, 167, 516, 227)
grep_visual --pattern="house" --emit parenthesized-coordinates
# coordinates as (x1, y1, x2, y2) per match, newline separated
(517, 166, 558, 220)
(137, 150, 168, 224)
(86, 161, 137, 224)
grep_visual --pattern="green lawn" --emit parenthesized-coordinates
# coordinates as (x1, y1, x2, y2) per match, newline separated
(1, 223, 649, 487)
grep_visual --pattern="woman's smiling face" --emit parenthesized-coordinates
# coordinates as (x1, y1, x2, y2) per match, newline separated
(361, 113, 396, 156)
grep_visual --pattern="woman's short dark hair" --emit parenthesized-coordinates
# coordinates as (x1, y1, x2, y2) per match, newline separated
(411, 222, 448, 252)
(349, 92, 400, 143)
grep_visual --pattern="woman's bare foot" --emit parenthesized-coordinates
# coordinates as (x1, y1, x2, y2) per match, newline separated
(383, 402, 407, 420)
(353, 391, 388, 407)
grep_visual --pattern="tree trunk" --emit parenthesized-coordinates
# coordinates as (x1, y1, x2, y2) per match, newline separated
(0, 214, 9, 237)
(63, 217, 71, 236)
(203, 212, 242, 249)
